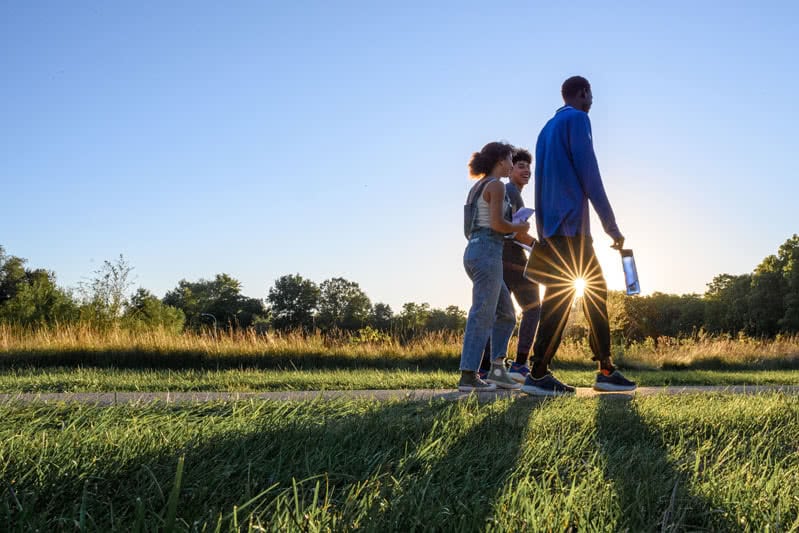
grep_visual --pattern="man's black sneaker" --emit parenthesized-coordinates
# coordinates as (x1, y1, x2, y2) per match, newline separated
(521, 373, 576, 397)
(593, 370, 637, 392)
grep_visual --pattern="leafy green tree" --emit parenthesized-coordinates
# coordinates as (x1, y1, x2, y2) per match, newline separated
(397, 302, 430, 330)
(123, 288, 185, 333)
(646, 292, 706, 338)
(395, 302, 431, 340)
(701, 236, 799, 337)
(704, 273, 752, 334)
(673, 294, 706, 336)
(777, 234, 799, 333)
(266, 274, 319, 331)
(369, 302, 393, 332)
(164, 273, 265, 330)
(317, 277, 371, 331)
(748, 255, 786, 337)
(580, 291, 705, 343)
(0, 268, 78, 326)
(0, 247, 27, 306)
(426, 305, 466, 332)
(444, 305, 467, 331)
(0, 247, 78, 326)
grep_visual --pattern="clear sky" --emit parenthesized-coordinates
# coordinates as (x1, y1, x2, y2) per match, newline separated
(2, 1, 797, 313)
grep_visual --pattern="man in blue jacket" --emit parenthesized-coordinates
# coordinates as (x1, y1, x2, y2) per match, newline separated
(522, 75, 637, 396)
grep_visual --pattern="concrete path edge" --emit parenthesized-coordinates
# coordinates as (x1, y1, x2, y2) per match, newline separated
(1, 385, 798, 405)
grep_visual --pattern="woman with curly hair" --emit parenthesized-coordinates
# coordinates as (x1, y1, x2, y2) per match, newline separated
(459, 141, 533, 392)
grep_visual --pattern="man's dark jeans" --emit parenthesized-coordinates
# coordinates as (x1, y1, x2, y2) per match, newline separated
(530, 235, 611, 373)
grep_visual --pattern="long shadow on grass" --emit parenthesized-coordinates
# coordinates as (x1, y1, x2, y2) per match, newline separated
(2, 400, 455, 531)
(0, 347, 459, 371)
(10, 348, 798, 374)
(0, 348, 607, 372)
(362, 396, 541, 532)
(595, 396, 736, 531)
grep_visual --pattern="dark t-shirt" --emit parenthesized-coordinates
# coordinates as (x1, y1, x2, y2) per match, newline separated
(503, 182, 528, 267)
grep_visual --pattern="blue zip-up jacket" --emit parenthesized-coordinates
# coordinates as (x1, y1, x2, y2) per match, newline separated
(534, 106, 622, 241)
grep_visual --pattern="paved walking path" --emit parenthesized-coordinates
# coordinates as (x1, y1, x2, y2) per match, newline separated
(1, 385, 798, 405)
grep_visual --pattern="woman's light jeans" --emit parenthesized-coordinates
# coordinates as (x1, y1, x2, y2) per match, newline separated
(460, 228, 516, 371)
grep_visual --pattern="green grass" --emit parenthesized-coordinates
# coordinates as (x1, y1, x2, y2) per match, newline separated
(4, 328, 797, 530)
(1, 366, 799, 393)
(2, 394, 797, 531)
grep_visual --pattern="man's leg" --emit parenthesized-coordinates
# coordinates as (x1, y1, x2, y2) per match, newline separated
(514, 297, 540, 365)
(529, 237, 578, 378)
(575, 237, 637, 392)
(578, 238, 614, 370)
(503, 260, 541, 365)
(530, 279, 574, 377)
(480, 339, 491, 373)
(507, 299, 540, 384)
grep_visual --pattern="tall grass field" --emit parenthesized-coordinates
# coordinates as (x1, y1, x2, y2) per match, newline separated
(2, 326, 798, 531)
(2, 324, 799, 371)
(2, 325, 799, 391)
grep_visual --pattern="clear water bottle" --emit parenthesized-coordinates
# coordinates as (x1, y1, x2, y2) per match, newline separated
(620, 249, 640, 295)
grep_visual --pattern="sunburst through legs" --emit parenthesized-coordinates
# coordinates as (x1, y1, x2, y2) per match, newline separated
(574, 277, 586, 299)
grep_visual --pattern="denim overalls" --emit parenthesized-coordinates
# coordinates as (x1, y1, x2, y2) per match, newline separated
(460, 195, 517, 372)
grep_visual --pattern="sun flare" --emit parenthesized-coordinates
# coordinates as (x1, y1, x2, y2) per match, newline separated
(574, 277, 586, 298)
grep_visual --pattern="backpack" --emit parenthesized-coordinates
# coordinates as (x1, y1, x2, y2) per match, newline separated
(463, 178, 494, 239)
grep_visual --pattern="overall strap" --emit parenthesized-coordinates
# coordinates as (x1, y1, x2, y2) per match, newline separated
(466, 177, 496, 206)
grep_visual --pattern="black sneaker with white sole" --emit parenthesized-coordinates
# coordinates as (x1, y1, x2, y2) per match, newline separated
(521, 373, 576, 397)
(593, 370, 637, 392)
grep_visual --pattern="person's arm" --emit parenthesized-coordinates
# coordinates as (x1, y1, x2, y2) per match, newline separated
(569, 113, 624, 246)
(534, 134, 545, 241)
(484, 180, 529, 235)
(504, 183, 536, 245)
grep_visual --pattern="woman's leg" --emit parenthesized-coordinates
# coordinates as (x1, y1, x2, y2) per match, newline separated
(490, 282, 516, 362)
(460, 238, 504, 372)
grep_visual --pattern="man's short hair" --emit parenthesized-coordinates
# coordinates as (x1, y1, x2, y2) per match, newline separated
(561, 76, 591, 99)
(512, 148, 532, 164)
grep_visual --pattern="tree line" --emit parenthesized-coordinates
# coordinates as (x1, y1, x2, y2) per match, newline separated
(0, 246, 465, 337)
(1, 234, 797, 340)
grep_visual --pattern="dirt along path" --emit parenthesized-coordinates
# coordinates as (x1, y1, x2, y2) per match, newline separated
(1, 385, 798, 405)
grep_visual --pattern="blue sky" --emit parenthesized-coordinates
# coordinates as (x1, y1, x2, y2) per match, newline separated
(2, 1, 797, 312)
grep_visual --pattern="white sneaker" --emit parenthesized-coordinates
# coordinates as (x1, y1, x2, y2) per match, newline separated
(486, 363, 521, 390)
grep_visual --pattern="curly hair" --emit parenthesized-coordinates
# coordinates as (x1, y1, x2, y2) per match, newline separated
(468, 141, 514, 178)
(512, 148, 532, 165)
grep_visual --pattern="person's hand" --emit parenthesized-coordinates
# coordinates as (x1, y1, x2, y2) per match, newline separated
(611, 235, 625, 250)
(516, 232, 536, 247)
(517, 222, 531, 234)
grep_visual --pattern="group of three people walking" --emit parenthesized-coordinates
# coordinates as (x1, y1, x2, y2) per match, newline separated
(459, 75, 637, 396)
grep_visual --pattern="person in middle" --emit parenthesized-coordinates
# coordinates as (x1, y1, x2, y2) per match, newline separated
(478, 148, 541, 383)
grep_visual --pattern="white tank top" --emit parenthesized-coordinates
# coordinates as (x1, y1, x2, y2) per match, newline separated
(474, 178, 508, 230)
